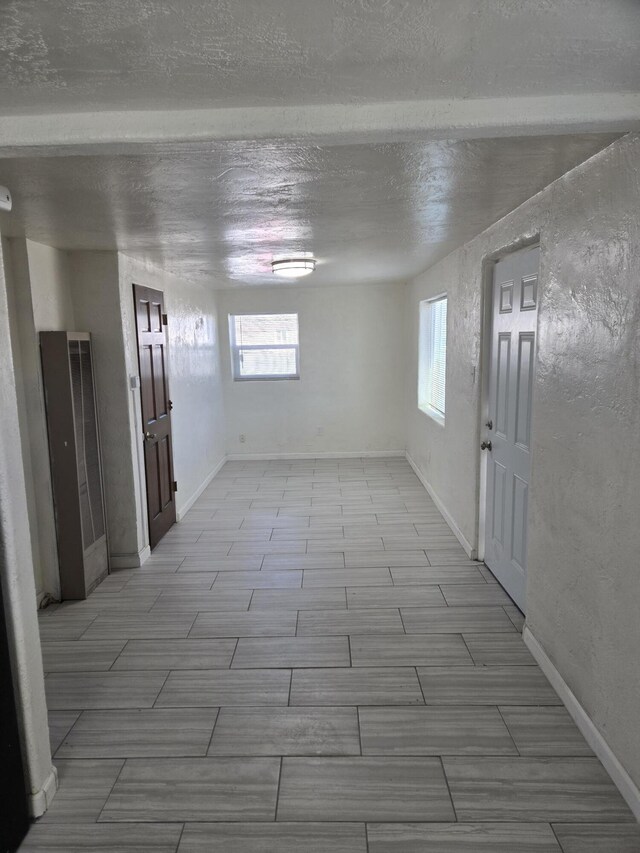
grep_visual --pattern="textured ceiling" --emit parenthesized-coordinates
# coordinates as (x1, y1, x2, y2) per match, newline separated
(0, 134, 619, 287)
(1, 0, 639, 115)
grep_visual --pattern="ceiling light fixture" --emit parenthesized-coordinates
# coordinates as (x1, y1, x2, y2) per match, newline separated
(271, 257, 316, 278)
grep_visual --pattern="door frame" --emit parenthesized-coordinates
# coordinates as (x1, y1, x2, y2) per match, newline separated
(477, 236, 541, 573)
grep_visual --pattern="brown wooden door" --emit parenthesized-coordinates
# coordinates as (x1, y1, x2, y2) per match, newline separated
(133, 284, 176, 548)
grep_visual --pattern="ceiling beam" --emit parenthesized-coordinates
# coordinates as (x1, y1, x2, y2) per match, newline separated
(1, 93, 639, 158)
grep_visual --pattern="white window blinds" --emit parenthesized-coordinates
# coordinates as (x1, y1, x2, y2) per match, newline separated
(230, 313, 300, 380)
(418, 296, 448, 421)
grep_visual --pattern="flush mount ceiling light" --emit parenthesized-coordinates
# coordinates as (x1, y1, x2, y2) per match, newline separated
(271, 257, 316, 278)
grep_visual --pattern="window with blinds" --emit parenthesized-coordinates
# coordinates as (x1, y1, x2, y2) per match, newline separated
(229, 313, 300, 380)
(418, 295, 448, 423)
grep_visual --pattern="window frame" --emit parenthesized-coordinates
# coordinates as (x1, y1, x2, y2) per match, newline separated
(229, 312, 301, 381)
(417, 293, 448, 426)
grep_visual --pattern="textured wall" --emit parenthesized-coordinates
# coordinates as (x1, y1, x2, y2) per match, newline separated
(405, 132, 640, 787)
(69, 251, 144, 564)
(218, 281, 406, 456)
(0, 237, 54, 815)
(118, 254, 226, 520)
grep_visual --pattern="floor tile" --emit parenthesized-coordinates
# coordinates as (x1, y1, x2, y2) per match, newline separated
(41, 641, 126, 673)
(100, 757, 280, 821)
(278, 757, 454, 821)
(499, 706, 593, 755)
(81, 613, 196, 640)
(297, 608, 404, 635)
(367, 822, 562, 852)
(179, 556, 263, 572)
(38, 615, 97, 641)
(345, 551, 429, 567)
(359, 706, 517, 755)
(350, 634, 472, 667)
(440, 584, 514, 606)
(213, 570, 303, 588)
(417, 666, 561, 705)
(177, 822, 367, 852)
(209, 707, 360, 755)
(48, 711, 81, 753)
(504, 604, 526, 631)
(233, 636, 350, 668)
(443, 757, 634, 821)
(347, 585, 445, 608)
(155, 668, 291, 707)
(551, 823, 640, 852)
(262, 554, 345, 570)
(290, 667, 423, 705)
(401, 606, 516, 633)
(463, 633, 536, 665)
(303, 568, 392, 587)
(45, 671, 169, 710)
(390, 566, 487, 584)
(150, 589, 252, 611)
(250, 588, 347, 610)
(112, 638, 236, 669)
(55, 708, 217, 758)
(20, 823, 184, 852)
(38, 759, 124, 823)
(190, 610, 298, 637)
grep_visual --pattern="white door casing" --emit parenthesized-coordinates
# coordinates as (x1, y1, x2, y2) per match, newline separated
(483, 245, 540, 612)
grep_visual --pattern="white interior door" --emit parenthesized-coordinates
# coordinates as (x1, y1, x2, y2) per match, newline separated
(483, 245, 539, 612)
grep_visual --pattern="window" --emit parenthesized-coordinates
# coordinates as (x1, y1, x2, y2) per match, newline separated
(418, 295, 447, 423)
(229, 313, 300, 380)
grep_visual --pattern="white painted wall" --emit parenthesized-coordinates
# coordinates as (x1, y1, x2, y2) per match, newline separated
(68, 251, 145, 566)
(0, 237, 56, 816)
(118, 255, 226, 521)
(218, 282, 406, 457)
(405, 132, 640, 791)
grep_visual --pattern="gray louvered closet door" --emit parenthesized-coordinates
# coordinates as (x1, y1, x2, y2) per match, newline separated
(41, 332, 109, 600)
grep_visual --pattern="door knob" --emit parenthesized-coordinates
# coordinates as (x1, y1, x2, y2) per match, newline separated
(480, 440, 492, 451)
(485, 420, 493, 430)
(145, 431, 157, 441)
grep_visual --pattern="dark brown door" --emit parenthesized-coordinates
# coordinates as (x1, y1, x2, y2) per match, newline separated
(133, 284, 176, 548)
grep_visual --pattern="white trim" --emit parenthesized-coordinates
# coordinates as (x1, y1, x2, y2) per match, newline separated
(405, 451, 477, 559)
(176, 455, 227, 521)
(523, 626, 640, 821)
(109, 546, 151, 569)
(29, 764, 58, 818)
(226, 450, 406, 461)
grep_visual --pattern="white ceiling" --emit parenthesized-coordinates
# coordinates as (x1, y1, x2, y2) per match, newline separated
(0, 1, 637, 287)
(1, 0, 639, 114)
(0, 135, 620, 287)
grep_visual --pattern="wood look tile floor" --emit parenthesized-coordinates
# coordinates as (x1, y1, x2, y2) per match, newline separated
(24, 458, 638, 852)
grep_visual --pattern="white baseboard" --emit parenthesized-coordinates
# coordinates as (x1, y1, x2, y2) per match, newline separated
(29, 764, 58, 818)
(523, 626, 640, 821)
(109, 545, 151, 570)
(226, 450, 406, 461)
(405, 451, 477, 559)
(176, 455, 227, 521)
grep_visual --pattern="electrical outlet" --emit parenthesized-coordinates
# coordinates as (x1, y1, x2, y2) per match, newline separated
(239, 434, 246, 444)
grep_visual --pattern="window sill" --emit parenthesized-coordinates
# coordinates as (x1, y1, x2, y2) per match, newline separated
(418, 404, 445, 427)
(233, 375, 300, 382)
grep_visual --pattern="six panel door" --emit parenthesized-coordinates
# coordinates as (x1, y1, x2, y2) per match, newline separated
(483, 245, 540, 612)
(133, 284, 176, 549)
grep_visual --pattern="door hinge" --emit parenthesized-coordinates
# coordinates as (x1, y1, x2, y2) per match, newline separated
(169, 399, 174, 411)
(173, 480, 178, 492)
(162, 313, 168, 326)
